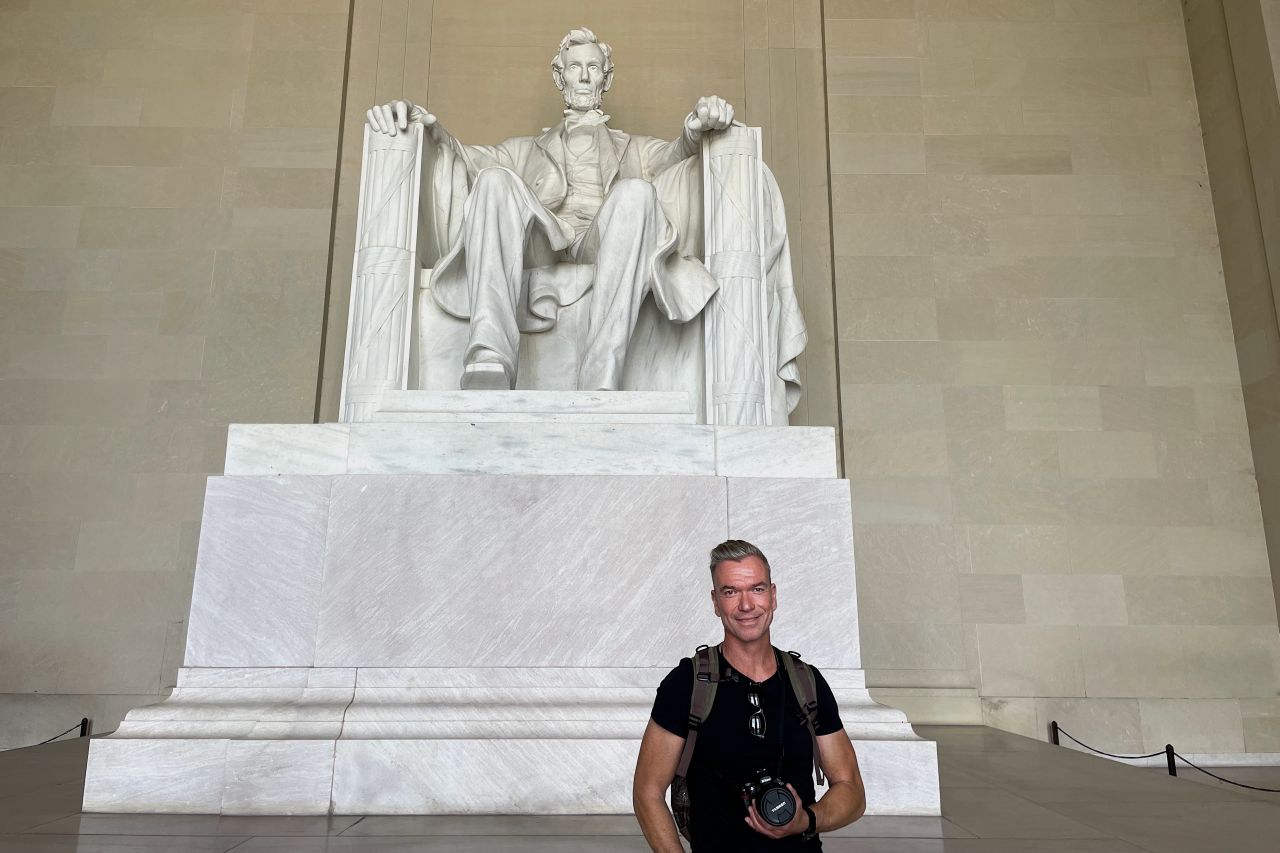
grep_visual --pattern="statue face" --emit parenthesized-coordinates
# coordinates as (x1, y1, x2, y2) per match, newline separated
(558, 42, 608, 111)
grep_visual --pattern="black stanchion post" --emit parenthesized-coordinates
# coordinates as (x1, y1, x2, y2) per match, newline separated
(1165, 744, 1176, 777)
(79, 718, 90, 738)
(1049, 720, 1059, 746)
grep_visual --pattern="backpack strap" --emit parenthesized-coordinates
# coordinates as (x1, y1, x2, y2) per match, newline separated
(675, 644, 720, 777)
(779, 649, 826, 786)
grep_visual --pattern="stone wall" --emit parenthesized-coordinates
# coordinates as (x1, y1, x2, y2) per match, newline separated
(1183, 0, 1280, 752)
(0, 0, 350, 748)
(828, 0, 1280, 753)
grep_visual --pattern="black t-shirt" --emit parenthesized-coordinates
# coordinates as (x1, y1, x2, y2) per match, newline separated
(651, 649, 843, 852)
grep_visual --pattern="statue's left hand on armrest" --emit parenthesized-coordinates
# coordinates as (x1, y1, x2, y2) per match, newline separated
(366, 99, 447, 144)
(685, 95, 736, 138)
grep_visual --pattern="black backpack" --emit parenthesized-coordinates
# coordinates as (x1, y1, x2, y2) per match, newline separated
(670, 644, 826, 842)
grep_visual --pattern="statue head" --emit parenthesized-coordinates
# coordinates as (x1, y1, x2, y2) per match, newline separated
(551, 27, 613, 112)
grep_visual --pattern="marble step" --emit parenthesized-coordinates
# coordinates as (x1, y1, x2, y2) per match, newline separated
(86, 732, 939, 815)
(376, 389, 697, 423)
(223, 421, 838, 477)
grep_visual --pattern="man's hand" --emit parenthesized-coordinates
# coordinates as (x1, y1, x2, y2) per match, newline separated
(686, 95, 735, 134)
(366, 100, 439, 137)
(744, 783, 810, 839)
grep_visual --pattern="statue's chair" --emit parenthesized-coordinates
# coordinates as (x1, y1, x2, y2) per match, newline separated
(340, 122, 787, 426)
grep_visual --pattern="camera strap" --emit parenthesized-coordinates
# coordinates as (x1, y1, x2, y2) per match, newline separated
(779, 649, 826, 786)
(772, 648, 788, 778)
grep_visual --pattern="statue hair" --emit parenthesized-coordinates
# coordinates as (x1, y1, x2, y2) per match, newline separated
(551, 27, 614, 92)
(709, 540, 771, 579)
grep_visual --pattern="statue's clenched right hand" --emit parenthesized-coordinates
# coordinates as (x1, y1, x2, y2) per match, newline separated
(367, 100, 438, 136)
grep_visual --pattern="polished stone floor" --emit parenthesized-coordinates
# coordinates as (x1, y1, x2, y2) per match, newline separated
(3, 725, 1279, 851)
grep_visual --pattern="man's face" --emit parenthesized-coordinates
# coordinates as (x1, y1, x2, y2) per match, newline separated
(559, 42, 607, 111)
(710, 556, 777, 645)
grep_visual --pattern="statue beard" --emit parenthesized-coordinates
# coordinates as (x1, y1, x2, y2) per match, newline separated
(562, 87, 603, 112)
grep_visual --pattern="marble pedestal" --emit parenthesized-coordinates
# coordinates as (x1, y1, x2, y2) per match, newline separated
(83, 392, 940, 816)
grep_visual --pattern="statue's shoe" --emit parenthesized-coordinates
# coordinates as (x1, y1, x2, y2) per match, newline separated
(460, 361, 512, 390)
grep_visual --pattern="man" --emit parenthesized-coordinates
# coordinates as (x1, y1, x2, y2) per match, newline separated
(634, 540, 866, 851)
(366, 27, 737, 391)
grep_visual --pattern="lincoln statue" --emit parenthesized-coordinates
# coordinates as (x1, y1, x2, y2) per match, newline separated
(367, 26, 805, 409)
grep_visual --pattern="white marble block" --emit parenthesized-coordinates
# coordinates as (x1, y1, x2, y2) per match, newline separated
(221, 419, 839, 479)
(186, 477, 331, 667)
(84, 739, 229, 813)
(728, 478, 862, 666)
(345, 422, 717, 476)
(316, 475, 726, 667)
(376, 389, 698, 423)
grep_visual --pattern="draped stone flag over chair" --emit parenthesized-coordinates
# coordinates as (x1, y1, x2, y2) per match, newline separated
(339, 125, 425, 423)
(702, 124, 772, 426)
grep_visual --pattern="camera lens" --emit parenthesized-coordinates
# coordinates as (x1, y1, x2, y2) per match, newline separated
(758, 785, 796, 826)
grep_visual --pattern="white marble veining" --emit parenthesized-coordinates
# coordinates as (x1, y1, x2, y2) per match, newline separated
(342, 687, 653, 724)
(120, 687, 353, 724)
(376, 389, 696, 423)
(354, 667, 670, 688)
(728, 477, 862, 669)
(345, 422, 716, 475)
(177, 667, 357, 689)
(84, 739, 229, 813)
(115, 721, 343, 739)
(716, 426, 838, 478)
(221, 421, 843, 478)
(185, 477, 331, 668)
(340, 720, 650, 740)
(852, 739, 941, 816)
(224, 423, 350, 475)
(315, 474, 726, 667)
(331, 739, 640, 814)
(221, 740, 337, 815)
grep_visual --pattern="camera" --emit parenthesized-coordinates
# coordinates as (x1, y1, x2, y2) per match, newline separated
(739, 769, 796, 827)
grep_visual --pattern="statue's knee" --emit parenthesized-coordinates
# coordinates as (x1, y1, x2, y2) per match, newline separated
(610, 178, 657, 207)
(472, 168, 520, 197)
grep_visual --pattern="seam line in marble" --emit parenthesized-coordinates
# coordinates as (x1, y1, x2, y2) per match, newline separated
(329, 666, 359, 815)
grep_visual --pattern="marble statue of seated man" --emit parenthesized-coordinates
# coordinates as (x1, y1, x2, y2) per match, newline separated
(366, 27, 737, 391)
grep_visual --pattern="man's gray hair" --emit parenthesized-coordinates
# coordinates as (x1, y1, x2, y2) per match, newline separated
(550, 27, 614, 88)
(709, 539, 771, 578)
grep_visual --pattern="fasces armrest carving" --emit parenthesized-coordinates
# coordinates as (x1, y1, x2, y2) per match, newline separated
(340, 125, 425, 423)
(701, 125, 772, 426)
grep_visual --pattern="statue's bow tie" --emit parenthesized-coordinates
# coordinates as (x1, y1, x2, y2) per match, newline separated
(563, 109, 610, 131)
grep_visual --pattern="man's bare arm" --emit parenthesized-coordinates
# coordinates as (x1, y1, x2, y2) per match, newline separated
(811, 730, 867, 831)
(633, 719, 687, 853)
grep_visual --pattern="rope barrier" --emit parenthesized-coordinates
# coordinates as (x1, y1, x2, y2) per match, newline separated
(32, 723, 81, 746)
(1173, 752, 1280, 794)
(1050, 722, 1280, 794)
(10, 718, 90, 750)
(1054, 726, 1165, 760)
